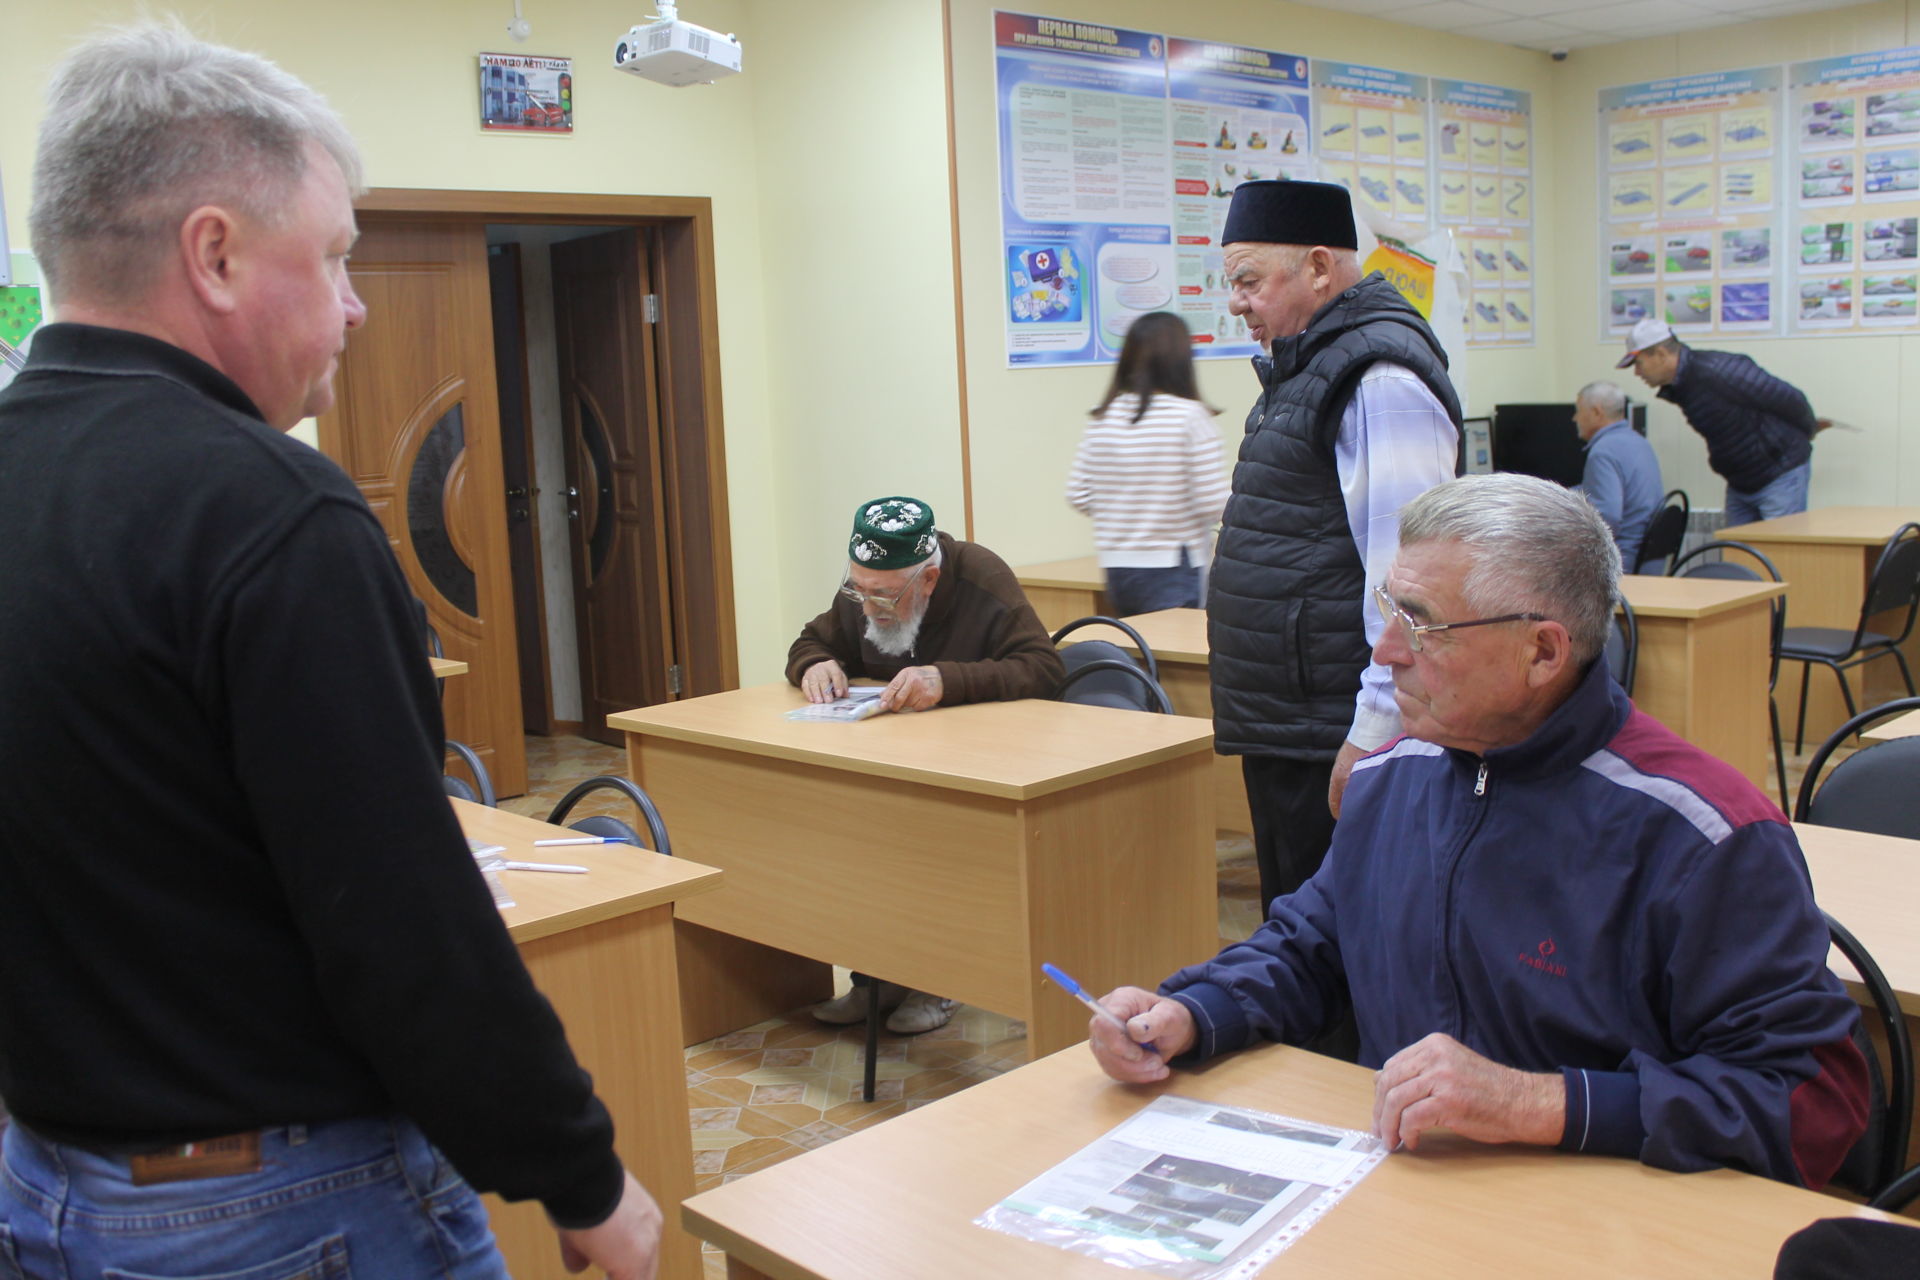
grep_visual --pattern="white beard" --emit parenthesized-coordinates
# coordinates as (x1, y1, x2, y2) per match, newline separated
(865, 609, 926, 657)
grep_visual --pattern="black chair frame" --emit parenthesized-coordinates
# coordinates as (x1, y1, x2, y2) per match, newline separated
(1637, 488, 1691, 575)
(1826, 910, 1915, 1200)
(546, 775, 673, 855)
(1793, 695, 1920, 828)
(1055, 659, 1174, 714)
(442, 739, 495, 807)
(1608, 594, 1639, 699)
(1671, 540, 1790, 809)
(1050, 615, 1161, 683)
(1783, 523, 1920, 753)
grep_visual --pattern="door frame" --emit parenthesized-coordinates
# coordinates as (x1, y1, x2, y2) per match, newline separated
(356, 189, 740, 698)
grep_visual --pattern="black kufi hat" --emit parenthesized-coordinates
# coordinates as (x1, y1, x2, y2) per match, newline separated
(1221, 180, 1358, 251)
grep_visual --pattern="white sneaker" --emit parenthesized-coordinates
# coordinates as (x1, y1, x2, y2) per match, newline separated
(885, 992, 954, 1035)
(812, 982, 904, 1025)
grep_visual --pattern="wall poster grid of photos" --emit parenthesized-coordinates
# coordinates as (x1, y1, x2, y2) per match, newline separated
(1601, 46, 1920, 340)
(994, 10, 1533, 366)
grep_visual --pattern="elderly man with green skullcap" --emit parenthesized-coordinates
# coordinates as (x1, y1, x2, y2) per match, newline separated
(786, 496, 1064, 1031)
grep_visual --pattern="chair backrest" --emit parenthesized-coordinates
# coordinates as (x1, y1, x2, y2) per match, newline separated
(1605, 595, 1638, 697)
(443, 739, 495, 807)
(1794, 696, 1920, 836)
(1856, 523, 1920, 647)
(1674, 540, 1784, 690)
(1636, 489, 1690, 574)
(1826, 910, 1915, 1200)
(1056, 654, 1174, 714)
(1051, 615, 1159, 682)
(546, 775, 672, 854)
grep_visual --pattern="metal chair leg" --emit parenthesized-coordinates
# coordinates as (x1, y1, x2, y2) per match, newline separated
(1831, 660, 1859, 726)
(1770, 696, 1789, 813)
(1891, 646, 1917, 697)
(1794, 662, 1813, 755)
(863, 989, 880, 1103)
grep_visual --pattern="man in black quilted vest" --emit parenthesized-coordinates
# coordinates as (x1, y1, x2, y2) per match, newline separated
(1211, 180, 1461, 913)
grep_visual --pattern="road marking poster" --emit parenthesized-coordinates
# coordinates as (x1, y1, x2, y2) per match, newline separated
(1434, 79, 1533, 345)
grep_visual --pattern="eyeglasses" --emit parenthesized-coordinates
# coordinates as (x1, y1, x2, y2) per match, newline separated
(1372, 584, 1547, 654)
(839, 559, 931, 612)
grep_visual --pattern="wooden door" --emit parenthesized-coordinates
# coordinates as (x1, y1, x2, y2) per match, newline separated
(319, 221, 528, 795)
(488, 242, 554, 736)
(551, 230, 676, 744)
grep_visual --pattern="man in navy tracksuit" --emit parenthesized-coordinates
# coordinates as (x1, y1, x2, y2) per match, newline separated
(1089, 474, 1868, 1188)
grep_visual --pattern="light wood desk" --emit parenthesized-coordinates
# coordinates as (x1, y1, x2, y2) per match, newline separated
(609, 685, 1216, 1058)
(1722, 506, 1920, 746)
(1619, 574, 1784, 787)
(1800, 820, 1920, 1168)
(1862, 708, 1920, 743)
(457, 800, 723, 1280)
(429, 655, 470, 678)
(1013, 555, 1108, 632)
(684, 1040, 1894, 1280)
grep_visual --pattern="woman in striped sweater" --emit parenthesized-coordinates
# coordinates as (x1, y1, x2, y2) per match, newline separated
(1067, 311, 1230, 616)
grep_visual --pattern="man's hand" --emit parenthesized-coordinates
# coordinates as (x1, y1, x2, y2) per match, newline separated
(1088, 986, 1198, 1084)
(1371, 1032, 1565, 1152)
(1328, 739, 1366, 817)
(556, 1170, 662, 1280)
(879, 664, 943, 712)
(800, 660, 848, 703)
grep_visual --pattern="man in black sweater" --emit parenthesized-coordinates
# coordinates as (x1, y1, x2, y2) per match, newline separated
(1618, 316, 1820, 525)
(0, 26, 658, 1279)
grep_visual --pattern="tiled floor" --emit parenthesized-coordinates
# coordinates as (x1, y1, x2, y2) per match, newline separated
(510, 727, 1821, 1276)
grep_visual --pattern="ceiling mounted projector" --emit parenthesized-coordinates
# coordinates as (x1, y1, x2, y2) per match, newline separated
(614, 1, 741, 87)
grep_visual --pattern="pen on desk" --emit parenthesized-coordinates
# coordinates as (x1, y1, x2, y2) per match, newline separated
(502, 860, 590, 874)
(1041, 962, 1157, 1053)
(532, 836, 630, 847)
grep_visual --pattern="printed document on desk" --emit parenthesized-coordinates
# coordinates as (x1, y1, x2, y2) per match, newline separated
(976, 1094, 1385, 1278)
(784, 686, 888, 722)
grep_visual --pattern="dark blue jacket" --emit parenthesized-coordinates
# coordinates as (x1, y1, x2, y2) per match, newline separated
(1209, 273, 1460, 758)
(1164, 660, 1868, 1188)
(1659, 346, 1815, 493)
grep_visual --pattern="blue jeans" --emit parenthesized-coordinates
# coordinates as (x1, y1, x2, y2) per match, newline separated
(1104, 551, 1201, 617)
(1724, 461, 1811, 526)
(0, 1116, 508, 1280)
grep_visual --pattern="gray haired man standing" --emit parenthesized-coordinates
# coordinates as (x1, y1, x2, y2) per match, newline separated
(0, 27, 659, 1279)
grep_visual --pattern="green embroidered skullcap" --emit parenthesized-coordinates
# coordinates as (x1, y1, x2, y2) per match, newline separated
(849, 496, 938, 569)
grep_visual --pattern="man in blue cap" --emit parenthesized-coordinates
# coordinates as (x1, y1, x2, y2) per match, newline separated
(1210, 179, 1461, 921)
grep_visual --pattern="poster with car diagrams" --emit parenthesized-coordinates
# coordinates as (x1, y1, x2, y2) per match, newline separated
(1434, 79, 1533, 346)
(1789, 47, 1920, 331)
(1312, 61, 1432, 231)
(1599, 68, 1784, 340)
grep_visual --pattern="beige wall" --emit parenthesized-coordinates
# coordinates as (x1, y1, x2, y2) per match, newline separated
(946, 0, 1558, 566)
(1546, 2, 1920, 513)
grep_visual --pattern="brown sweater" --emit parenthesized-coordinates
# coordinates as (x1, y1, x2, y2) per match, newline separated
(786, 533, 1064, 704)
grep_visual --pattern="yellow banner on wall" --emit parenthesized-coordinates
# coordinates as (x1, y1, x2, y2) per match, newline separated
(1363, 238, 1438, 319)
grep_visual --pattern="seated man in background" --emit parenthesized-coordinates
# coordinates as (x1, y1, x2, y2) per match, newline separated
(1088, 473, 1867, 1188)
(1573, 379, 1663, 572)
(788, 495, 1064, 1033)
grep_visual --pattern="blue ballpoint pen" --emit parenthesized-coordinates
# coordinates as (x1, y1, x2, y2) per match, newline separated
(532, 835, 632, 846)
(1041, 962, 1157, 1053)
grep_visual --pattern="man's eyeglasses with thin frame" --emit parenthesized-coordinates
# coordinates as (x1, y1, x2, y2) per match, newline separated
(840, 558, 931, 613)
(1371, 584, 1547, 654)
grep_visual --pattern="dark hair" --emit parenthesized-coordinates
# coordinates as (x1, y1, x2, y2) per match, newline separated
(1093, 312, 1216, 423)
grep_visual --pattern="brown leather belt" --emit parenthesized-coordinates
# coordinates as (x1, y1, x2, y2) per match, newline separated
(127, 1132, 263, 1185)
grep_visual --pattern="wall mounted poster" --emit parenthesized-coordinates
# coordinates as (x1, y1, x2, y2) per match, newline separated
(993, 12, 1307, 365)
(478, 53, 573, 133)
(1434, 78, 1533, 345)
(1312, 61, 1432, 232)
(1598, 68, 1784, 339)
(1788, 46, 1920, 331)
(1167, 38, 1312, 353)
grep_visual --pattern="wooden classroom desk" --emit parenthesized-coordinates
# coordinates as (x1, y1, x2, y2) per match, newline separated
(683, 1040, 1893, 1280)
(1013, 555, 1107, 631)
(1862, 708, 1920, 743)
(1618, 574, 1784, 787)
(1799, 820, 1920, 1168)
(609, 685, 1216, 1059)
(1721, 506, 1920, 746)
(456, 799, 723, 1280)
(429, 655, 470, 678)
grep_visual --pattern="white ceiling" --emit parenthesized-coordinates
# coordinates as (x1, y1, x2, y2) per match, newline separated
(1283, 0, 1872, 54)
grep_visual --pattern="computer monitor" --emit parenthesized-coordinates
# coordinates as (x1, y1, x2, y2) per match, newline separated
(1490, 400, 1649, 488)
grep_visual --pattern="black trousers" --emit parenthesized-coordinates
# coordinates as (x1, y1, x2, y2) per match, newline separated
(1240, 752, 1358, 1063)
(1241, 754, 1339, 910)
